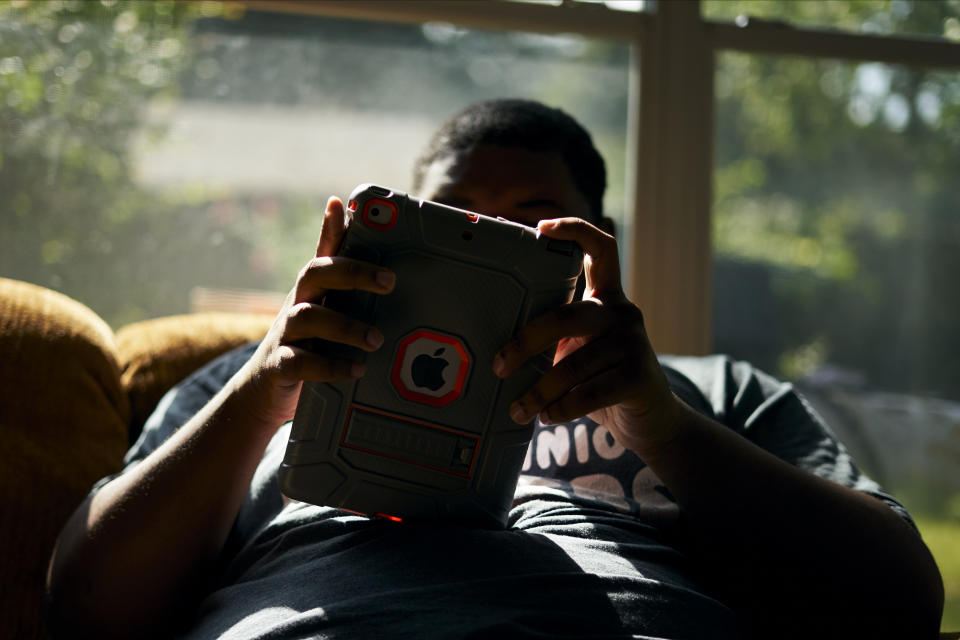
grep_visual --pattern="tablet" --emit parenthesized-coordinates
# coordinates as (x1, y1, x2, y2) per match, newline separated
(279, 183, 582, 528)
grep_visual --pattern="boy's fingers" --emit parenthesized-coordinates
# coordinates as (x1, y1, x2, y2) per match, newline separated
(281, 303, 384, 352)
(506, 334, 623, 424)
(275, 344, 365, 383)
(537, 366, 627, 426)
(493, 300, 611, 378)
(316, 196, 347, 258)
(294, 257, 395, 303)
(538, 217, 621, 296)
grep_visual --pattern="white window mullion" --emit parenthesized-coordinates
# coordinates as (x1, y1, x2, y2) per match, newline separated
(631, 0, 714, 356)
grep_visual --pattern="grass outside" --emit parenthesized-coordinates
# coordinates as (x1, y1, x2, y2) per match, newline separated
(914, 516, 960, 632)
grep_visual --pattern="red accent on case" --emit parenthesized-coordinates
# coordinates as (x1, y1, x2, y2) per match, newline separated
(339, 404, 480, 478)
(375, 513, 403, 522)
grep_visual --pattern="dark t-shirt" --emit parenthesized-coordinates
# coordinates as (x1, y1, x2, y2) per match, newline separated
(118, 343, 910, 639)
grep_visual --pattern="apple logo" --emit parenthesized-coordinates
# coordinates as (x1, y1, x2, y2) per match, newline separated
(393, 332, 471, 405)
(411, 348, 449, 391)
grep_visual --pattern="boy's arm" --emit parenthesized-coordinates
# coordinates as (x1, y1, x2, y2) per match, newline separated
(47, 371, 289, 638)
(497, 217, 944, 639)
(46, 198, 396, 638)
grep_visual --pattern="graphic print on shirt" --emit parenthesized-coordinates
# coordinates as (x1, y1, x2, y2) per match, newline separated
(522, 418, 677, 521)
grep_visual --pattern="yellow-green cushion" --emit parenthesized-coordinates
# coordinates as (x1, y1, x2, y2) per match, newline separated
(0, 278, 129, 640)
(0, 277, 274, 639)
(116, 312, 273, 440)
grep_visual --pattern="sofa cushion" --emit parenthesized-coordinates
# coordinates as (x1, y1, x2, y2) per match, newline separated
(115, 312, 273, 442)
(0, 277, 130, 640)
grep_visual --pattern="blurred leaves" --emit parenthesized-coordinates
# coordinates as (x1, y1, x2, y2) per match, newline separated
(711, 1, 960, 399)
(0, 0, 267, 326)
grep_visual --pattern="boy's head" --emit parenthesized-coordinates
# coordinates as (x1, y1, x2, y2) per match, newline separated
(412, 99, 607, 227)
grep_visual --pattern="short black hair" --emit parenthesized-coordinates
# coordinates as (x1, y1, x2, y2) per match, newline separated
(412, 99, 606, 222)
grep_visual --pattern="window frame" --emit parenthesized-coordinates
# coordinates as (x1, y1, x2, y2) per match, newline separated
(234, 0, 960, 355)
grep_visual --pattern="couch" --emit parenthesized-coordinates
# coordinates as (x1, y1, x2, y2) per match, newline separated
(0, 277, 273, 639)
(2, 276, 956, 639)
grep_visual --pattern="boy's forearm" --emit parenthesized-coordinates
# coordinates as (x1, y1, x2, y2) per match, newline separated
(637, 399, 944, 637)
(46, 372, 281, 638)
(46, 200, 391, 637)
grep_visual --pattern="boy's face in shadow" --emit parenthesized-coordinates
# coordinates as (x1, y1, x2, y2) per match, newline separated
(417, 145, 594, 228)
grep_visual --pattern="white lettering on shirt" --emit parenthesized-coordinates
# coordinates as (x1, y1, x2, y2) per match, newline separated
(573, 422, 590, 463)
(536, 425, 570, 469)
(592, 425, 625, 460)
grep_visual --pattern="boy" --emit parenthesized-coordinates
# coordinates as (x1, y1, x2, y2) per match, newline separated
(47, 99, 943, 639)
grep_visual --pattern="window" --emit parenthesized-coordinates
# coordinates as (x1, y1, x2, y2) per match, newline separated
(0, 0, 630, 325)
(714, 54, 960, 403)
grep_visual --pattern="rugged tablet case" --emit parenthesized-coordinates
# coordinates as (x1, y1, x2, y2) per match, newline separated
(279, 183, 583, 528)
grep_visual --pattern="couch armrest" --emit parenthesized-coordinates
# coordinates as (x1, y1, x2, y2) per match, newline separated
(116, 312, 273, 442)
(0, 278, 130, 640)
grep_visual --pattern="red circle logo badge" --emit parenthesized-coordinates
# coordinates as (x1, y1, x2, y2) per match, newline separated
(391, 330, 471, 407)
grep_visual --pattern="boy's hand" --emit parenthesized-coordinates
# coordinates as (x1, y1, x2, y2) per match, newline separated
(238, 196, 396, 430)
(493, 217, 681, 458)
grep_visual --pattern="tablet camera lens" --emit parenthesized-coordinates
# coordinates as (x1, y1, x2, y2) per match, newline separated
(363, 199, 395, 228)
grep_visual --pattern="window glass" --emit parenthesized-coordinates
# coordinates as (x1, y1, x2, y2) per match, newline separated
(0, 0, 630, 327)
(703, 0, 960, 41)
(713, 50, 960, 630)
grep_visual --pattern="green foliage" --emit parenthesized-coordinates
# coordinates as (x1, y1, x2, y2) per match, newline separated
(711, 2, 960, 400)
(0, 0, 274, 326)
(913, 514, 960, 632)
